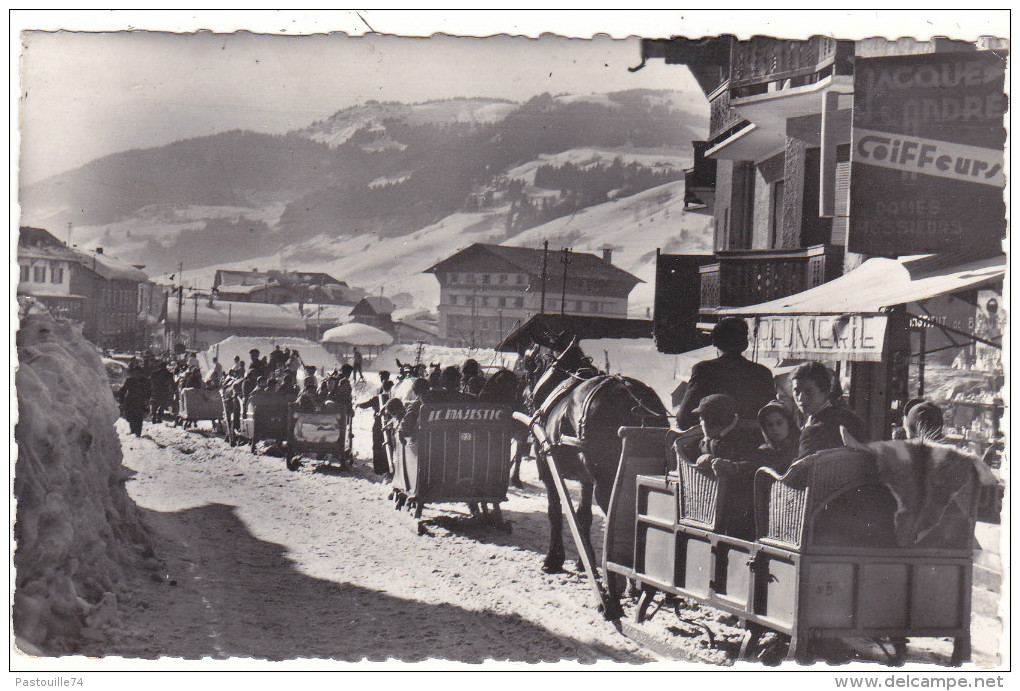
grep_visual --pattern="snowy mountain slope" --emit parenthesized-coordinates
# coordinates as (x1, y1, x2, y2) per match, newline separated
(296, 98, 518, 149)
(504, 147, 692, 186)
(506, 179, 714, 316)
(156, 178, 714, 321)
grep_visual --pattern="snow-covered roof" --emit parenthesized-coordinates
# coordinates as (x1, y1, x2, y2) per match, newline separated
(280, 303, 354, 326)
(187, 301, 307, 331)
(216, 282, 276, 295)
(392, 307, 435, 323)
(321, 323, 394, 347)
(396, 319, 439, 337)
(78, 251, 149, 283)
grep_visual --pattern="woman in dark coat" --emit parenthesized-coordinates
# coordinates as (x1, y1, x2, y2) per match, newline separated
(119, 363, 151, 437)
(792, 361, 868, 457)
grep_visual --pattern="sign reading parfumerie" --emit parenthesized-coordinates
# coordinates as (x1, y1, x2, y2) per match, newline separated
(849, 51, 1006, 258)
(746, 314, 888, 362)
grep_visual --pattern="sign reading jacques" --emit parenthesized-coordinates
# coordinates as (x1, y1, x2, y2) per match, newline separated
(849, 51, 1006, 258)
(746, 314, 888, 362)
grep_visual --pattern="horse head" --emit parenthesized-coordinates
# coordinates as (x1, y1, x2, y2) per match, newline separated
(529, 338, 598, 409)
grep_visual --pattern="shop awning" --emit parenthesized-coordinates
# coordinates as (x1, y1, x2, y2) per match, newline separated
(719, 254, 1004, 362)
(720, 254, 1004, 316)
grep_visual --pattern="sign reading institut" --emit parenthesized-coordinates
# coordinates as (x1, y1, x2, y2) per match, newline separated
(849, 51, 1006, 257)
(746, 314, 888, 362)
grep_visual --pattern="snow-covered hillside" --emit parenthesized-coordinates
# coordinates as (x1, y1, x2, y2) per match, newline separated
(156, 178, 714, 317)
(298, 98, 518, 149)
(508, 180, 714, 316)
(504, 147, 691, 185)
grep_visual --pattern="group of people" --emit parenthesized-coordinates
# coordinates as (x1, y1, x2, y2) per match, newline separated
(675, 318, 947, 478)
(115, 348, 211, 437)
(356, 359, 514, 478)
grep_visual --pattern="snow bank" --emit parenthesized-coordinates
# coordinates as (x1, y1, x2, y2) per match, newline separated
(14, 298, 152, 654)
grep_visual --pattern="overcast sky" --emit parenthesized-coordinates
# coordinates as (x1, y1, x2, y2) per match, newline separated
(17, 31, 699, 185)
(15, 11, 1006, 186)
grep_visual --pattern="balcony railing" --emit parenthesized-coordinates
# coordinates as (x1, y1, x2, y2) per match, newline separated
(729, 37, 854, 99)
(699, 244, 845, 312)
(708, 83, 748, 143)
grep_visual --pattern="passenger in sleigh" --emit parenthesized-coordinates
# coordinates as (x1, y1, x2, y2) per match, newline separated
(674, 394, 763, 539)
(294, 376, 323, 412)
(753, 401, 801, 474)
(674, 394, 762, 468)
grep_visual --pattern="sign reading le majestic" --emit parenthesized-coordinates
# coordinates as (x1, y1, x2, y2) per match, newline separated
(746, 314, 888, 362)
(849, 51, 1006, 258)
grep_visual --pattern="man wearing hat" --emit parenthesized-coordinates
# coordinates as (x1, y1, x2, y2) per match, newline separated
(677, 317, 776, 430)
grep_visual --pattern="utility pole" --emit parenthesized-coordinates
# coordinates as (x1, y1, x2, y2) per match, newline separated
(560, 247, 571, 316)
(192, 292, 199, 348)
(175, 262, 184, 346)
(66, 222, 72, 247)
(540, 240, 548, 314)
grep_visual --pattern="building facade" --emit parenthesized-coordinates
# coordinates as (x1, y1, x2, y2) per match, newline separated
(425, 243, 641, 347)
(18, 227, 150, 351)
(211, 269, 360, 305)
(642, 35, 1007, 445)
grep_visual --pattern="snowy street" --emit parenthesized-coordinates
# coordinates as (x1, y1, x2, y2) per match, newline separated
(94, 406, 659, 663)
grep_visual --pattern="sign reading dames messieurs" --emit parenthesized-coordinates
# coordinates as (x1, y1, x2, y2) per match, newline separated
(849, 51, 1007, 258)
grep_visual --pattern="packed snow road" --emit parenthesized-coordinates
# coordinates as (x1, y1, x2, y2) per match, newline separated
(92, 409, 657, 663)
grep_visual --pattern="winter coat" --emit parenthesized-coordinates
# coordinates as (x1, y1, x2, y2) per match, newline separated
(798, 403, 869, 458)
(676, 353, 776, 430)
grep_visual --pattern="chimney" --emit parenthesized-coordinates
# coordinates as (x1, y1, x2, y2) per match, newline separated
(95, 247, 104, 255)
(601, 247, 613, 264)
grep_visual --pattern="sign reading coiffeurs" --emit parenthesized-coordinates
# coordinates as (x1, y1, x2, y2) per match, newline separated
(746, 314, 888, 361)
(849, 51, 1006, 257)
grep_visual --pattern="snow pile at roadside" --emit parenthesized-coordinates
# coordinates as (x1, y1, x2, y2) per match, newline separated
(14, 298, 152, 654)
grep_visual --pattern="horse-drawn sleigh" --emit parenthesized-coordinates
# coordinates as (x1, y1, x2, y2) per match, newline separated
(503, 338, 990, 665)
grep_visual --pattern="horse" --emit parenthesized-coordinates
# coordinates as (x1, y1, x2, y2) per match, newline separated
(523, 339, 670, 575)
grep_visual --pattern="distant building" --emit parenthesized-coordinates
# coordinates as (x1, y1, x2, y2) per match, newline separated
(17, 226, 150, 351)
(211, 268, 361, 305)
(166, 295, 308, 351)
(350, 296, 395, 334)
(425, 242, 642, 347)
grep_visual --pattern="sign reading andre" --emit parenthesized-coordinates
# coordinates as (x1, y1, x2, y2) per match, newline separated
(850, 51, 1006, 258)
(746, 314, 888, 362)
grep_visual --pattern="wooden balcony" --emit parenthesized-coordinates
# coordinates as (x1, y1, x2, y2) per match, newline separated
(699, 244, 844, 312)
(729, 37, 854, 98)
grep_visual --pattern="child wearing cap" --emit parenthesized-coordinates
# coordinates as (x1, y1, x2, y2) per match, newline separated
(691, 394, 762, 465)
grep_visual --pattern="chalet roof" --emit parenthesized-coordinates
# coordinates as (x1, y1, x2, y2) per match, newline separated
(424, 243, 641, 286)
(214, 268, 347, 288)
(18, 226, 66, 249)
(353, 296, 394, 315)
(17, 227, 148, 282)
